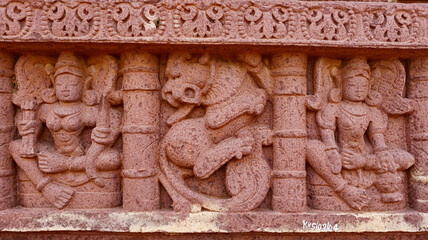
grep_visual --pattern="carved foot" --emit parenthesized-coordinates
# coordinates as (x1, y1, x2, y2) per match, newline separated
(380, 192, 404, 203)
(339, 185, 370, 210)
(235, 130, 255, 160)
(41, 182, 75, 209)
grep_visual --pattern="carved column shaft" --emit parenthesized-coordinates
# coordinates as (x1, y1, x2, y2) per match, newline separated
(271, 53, 307, 212)
(408, 58, 428, 212)
(121, 52, 160, 211)
(0, 52, 15, 210)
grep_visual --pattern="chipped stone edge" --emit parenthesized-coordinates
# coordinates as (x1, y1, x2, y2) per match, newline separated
(1, 209, 427, 233)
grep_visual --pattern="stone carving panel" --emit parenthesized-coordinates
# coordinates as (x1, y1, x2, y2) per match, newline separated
(10, 52, 123, 209)
(0, 47, 421, 218)
(159, 53, 273, 212)
(306, 57, 414, 211)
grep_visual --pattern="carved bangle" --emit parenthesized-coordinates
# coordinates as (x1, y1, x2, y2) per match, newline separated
(374, 146, 388, 152)
(325, 146, 338, 151)
(36, 177, 52, 192)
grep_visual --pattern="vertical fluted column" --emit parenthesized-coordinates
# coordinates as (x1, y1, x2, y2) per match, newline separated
(271, 53, 307, 212)
(0, 52, 15, 210)
(408, 58, 428, 212)
(121, 52, 160, 211)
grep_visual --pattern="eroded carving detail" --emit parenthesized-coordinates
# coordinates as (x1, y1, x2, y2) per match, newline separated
(10, 52, 123, 209)
(159, 52, 273, 212)
(0, 2, 32, 38)
(0, 0, 426, 47)
(107, 3, 159, 38)
(242, 5, 294, 39)
(363, 9, 419, 42)
(306, 57, 414, 211)
(302, 8, 356, 41)
(174, 4, 224, 38)
(41, 1, 100, 38)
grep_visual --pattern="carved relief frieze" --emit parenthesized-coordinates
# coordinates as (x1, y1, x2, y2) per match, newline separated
(306, 57, 414, 211)
(0, 2, 428, 235)
(0, 0, 427, 47)
(10, 52, 123, 209)
(0, 49, 424, 214)
(158, 53, 273, 212)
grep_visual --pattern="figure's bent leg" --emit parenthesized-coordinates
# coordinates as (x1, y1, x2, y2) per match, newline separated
(374, 148, 414, 203)
(307, 140, 347, 191)
(193, 135, 254, 179)
(307, 140, 370, 210)
(95, 148, 121, 171)
(10, 140, 75, 209)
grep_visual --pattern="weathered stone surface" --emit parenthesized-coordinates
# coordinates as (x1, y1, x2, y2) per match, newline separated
(1, 0, 428, 239)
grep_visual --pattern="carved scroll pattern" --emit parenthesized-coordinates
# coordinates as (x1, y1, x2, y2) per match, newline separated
(107, 3, 159, 38)
(0, 2, 33, 38)
(0, 0, 427, 45)
(363, 9, 419, 42)
(174, 4, 225, 38)
(41, 1, 100, 38)
(301, 8, 356, 41)
(240, 5, 295, 39)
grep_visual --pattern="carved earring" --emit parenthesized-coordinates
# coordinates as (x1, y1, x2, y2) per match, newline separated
(328, 66, 342, 103)
(41, 63, 57, 103)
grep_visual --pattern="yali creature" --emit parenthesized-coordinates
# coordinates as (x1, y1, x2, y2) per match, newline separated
(159, 52, 274, 212)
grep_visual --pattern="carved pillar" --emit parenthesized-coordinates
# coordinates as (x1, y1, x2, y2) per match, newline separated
(0, 52, 15, 210)
(121, 52, 160, 211)
(271, 53, 307, 212)
(408, 58, 428, 212)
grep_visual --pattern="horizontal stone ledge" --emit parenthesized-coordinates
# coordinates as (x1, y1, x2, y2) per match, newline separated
(0, 208, 427, 233)
(0, 0, 428, 49)
(2, 42, 428, 59)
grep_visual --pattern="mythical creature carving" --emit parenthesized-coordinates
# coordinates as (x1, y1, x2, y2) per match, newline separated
(10, 52, 123, 209)
(306, 57, 414, 211)
(159, 52, 274, 212)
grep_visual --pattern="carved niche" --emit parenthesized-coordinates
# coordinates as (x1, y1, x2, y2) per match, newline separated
(307, 57, 415, 211)
(159, 52, 274, 212)
(0, 50, 420, 214)
(10, 52, 123, 209)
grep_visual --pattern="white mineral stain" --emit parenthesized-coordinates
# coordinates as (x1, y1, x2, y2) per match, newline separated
(3, 210, 428, 233)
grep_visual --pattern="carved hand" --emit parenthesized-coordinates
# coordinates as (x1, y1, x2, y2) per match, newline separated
(375, 150, 399, 173)
(20, 100, 38, 111)
(41, 182, 75, 209)
(91, 127, 113, 145)
(38, 151, 68, 173)
(341, 149, 367, 170)
(326, 148, 341, 174)
(19, 119, 41, 136)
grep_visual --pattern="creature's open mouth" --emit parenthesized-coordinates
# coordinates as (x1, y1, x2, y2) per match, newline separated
(166, 104, 195, 126)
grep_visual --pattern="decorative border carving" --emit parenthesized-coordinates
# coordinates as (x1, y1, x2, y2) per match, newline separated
(0, 0, 427, 47)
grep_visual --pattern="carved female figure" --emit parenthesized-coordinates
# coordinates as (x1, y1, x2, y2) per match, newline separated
(10, 52, 122, 209)
(307, 58, 414, 210)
